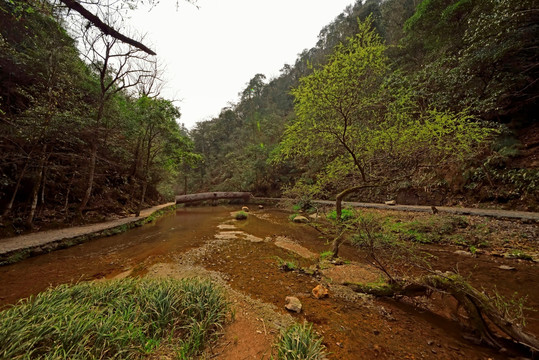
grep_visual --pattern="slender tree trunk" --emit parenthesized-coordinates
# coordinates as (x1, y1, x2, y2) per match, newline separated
(135, 136, 152, 217)
(79, 141, 97, 215)
(2, 160, 29, 219)
(27, 145, 48, 228)
(80, 97, 105, 216)
(37, 156, 50, 218)
(64, 174, 73, 218)
(332, 184, 380, 257)
(129, 137, 142, 201)
(136, 181, 148, 217)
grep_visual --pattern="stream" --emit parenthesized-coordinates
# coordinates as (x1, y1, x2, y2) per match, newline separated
(0, 206, 537, 359)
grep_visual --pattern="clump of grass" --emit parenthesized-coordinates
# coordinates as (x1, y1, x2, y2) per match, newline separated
(235, 211, 248, 220)
(384, 215, 469, 244)
(289, 213, 299, 221)
(275, 256, 298, 271)
(326, 208, 355, 221)
(508, 249, 533, 261)
(319, 251, 334, 260)
(0, 277, 228, 359)
(275, 322, 327, 359)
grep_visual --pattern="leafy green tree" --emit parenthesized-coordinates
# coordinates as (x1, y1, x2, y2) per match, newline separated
(132, 96, 193, 215)
(277, 17, 494, 255)
(400, 0, 538, 121)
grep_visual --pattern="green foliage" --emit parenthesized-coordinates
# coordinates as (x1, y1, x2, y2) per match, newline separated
(491, 290, 529, 327)
(275, 322, 327, 360)
(0, 4, 200, 225)
(277, 15, 494, 203)
(235, 211, 248, 220)
(509, 250, 533, 261)
(327, 209, 355, 222)
(275, 256, 298, 271)
(319, 251, 334, 260)
(385, 215, 468, 244)
(0, 277, 228, 359)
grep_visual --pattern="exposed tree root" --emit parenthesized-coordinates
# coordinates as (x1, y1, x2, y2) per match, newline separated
(345, 272, 539, 354)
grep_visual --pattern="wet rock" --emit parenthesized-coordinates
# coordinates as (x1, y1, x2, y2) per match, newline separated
(241, 206, 249, 212)
(284, 296, 302, 313)
(498, 265, 516, 271)
(454, 250, 473, 257)
(258, 204, 264, 209)
(292, 215, 309, 223)
(385, 200, 396, 205)
(312, 285, 329, 299)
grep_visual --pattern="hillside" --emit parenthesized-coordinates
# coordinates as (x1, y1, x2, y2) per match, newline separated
(186, 0, 538, 211)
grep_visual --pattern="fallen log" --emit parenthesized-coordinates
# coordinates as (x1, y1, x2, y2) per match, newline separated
(175, 192, 251, 204)
(345, 272, 539, 354)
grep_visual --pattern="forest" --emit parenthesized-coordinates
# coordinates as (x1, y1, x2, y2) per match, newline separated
(0, 0, 199, 234)
(0, 0, 538, 234)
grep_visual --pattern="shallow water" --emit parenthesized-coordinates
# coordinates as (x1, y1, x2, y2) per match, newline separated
(0, 205, 537, 359)
(0, 206, 232, 305)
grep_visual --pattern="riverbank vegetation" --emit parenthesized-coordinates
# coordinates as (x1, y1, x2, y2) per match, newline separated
(275, 322, 327, 360)
(0, 277, 228, 359)
(297, 206, 539, 354)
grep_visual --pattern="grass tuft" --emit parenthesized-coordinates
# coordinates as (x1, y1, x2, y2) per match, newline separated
(235, 211, 248, 220)
(0, 277, 228, 359)
(275, 322, 327, 359)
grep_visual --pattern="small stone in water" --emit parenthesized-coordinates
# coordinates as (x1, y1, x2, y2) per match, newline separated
(498, 265, 516, 271)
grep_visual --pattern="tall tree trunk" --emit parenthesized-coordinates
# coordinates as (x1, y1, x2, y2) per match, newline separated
(136, 181, 148, 217)
(129, 137, 142, 201)
(26, 145, 48, 228)
(80, 100, 104, 216)
(2, 160, 29, 219)
(79, 141, 97, 215)
(37, 158, 49, 218)
(135, 136, 152, 217)
(64, 174, 74, 218)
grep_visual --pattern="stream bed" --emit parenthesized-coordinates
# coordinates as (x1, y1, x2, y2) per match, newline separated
(0, 206, 537, 359)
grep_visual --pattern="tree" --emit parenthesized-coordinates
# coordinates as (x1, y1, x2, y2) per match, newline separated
(78, 20, 154, 216)
(133, 96, 186, 216)
(277, 17, 494, 256)
(400, 0, 538, 122)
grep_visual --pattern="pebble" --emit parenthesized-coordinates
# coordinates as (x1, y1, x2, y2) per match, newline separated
(454, 250, 473, 257)
(498, 265, 516, 271)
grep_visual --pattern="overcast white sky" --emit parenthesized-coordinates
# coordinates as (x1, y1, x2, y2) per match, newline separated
(129, 0, 355, 128)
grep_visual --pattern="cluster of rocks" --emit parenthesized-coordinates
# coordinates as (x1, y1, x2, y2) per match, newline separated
(284, 284, 329, 314)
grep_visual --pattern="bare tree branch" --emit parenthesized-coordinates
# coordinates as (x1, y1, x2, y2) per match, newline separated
(58, 0, 157, 55)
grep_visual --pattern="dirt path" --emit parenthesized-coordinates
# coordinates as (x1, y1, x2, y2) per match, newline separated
(0, 203, 175, 265)
(254, 197, 539, 221)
